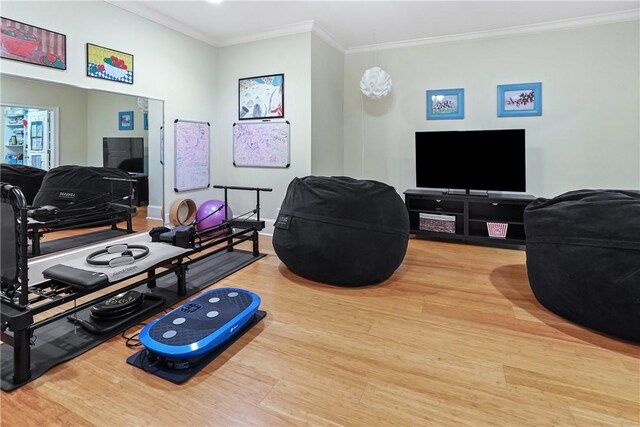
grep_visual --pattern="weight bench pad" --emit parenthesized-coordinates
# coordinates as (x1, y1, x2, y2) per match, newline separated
(42, 265, 109, 290)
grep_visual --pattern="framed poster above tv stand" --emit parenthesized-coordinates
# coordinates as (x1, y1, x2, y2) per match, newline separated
(404, 189, 535, 249)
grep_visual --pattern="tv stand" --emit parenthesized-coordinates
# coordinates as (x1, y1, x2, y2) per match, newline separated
(404, 189, 535, 249)
(445, 189, 489, 197)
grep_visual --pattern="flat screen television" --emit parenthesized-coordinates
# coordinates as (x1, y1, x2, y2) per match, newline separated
(103, 137, 144, 174)
(415, 129, 526, 192)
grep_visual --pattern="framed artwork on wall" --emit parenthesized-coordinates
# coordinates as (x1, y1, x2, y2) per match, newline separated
(144, 113, 148, 130)
(87, 43, 134, 84)
(119, 111, 134, 131)
(426, 88, 464, 120)
(497, 82, 542, 117)
(238, 73, 284, 120)
(0, 17, 66, 69)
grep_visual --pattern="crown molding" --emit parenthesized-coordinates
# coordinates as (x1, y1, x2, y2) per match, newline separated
(104, 0, 220, 47)
(311, 21, 346, 53)
(218, 20, 314, 47)
(346, 9, 640, 54)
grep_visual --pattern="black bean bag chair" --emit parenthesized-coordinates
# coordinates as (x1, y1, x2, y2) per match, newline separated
(524, 189, 640, 342)
(33, 165, 132, 210)
(0, 163, 46, 205)
(273, 176, 409, 286)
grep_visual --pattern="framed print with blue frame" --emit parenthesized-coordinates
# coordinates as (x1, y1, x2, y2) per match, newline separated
(426, 88, 464, 120)
(498, 82, 542, 117)
(118, 111, 134, 131)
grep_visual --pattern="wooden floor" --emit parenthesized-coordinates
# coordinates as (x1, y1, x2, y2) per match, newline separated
(1, 211, 639, 426)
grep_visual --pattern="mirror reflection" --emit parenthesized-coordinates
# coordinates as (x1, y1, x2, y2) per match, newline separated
(0, 74, 163, 217)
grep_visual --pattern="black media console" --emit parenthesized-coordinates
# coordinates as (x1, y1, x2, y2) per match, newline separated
(404, 189, 536, 248)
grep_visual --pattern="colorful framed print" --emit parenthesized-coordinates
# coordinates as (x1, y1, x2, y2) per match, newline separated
(239, 73, 284, 120)
(426, 88, 464, 120)
(119, 111, 134, 131)
(0, 17, 66, 69)
(498, 82, 542, 117)
(87, 43, 134, 84)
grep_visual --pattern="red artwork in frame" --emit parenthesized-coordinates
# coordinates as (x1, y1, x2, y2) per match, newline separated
(0, 16, 66, 70)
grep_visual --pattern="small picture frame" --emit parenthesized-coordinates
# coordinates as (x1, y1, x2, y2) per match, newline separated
(498, 82, 542, 117)
(143, 113, 148, 130)
(426, 88, 464, 120)
(238, 73, 284, 120)
(119, 111, 134, 131)
(87, 43, 134, 85)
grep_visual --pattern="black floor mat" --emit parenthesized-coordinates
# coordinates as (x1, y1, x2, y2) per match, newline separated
(127, 310, 266, 384)
(1, 249, 265, 391)
(30, 228, 130, 257)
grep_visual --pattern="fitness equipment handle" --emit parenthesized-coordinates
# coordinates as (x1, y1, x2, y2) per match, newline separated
(213, 185, 272, 192)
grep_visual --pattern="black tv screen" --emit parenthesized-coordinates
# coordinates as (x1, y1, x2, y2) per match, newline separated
(415, 129, 526, 192)
(103, 137, 144, 174)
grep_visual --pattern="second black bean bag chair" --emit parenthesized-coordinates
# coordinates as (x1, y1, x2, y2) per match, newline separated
(273, 176, 409, 286)
(525, 189, 640, 342)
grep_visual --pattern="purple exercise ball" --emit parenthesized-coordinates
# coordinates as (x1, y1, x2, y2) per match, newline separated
(196, 199, 233, 237)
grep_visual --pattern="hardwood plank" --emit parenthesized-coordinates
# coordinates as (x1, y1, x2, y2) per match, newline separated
(2, 221, 638, 426)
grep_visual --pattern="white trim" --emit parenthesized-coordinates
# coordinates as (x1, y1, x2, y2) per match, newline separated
(146, 204, 163, 221)
(218, 21, 315, 47)
(259, 218, 276, 236)
(346, 9, 640, 54)
(311, 21, 346, 53)
(104, 0, 220, 47)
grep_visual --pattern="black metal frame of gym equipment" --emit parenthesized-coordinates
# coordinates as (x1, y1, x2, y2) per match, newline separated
(0, 184, 272, 386)
(26, 177, 137, 257)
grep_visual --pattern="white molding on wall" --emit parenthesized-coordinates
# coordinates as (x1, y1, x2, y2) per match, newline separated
(104, 4, 637, 54)
(218, 20, 315, 47)
(104, 0, 220, 47)
(346, 9, 640, 54)
(310, 21, 346, 53)
(259, 218, 275, 236)
(146, 204, 163, 222)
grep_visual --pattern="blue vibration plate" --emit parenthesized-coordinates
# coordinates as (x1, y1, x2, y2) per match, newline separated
(139, 288, 261, 358)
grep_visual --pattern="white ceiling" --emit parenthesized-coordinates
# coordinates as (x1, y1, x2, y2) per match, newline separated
(108, 1, 639, 52)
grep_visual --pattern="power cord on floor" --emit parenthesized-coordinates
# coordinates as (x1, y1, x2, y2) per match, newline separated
(121, 323, 146, 348)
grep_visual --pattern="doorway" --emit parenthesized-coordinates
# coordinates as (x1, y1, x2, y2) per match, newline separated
(2, 104, 57, 170)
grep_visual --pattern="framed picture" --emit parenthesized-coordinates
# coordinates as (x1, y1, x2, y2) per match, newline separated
(30, 121, 44, 150)
(143, 113, 148, 130)
(426, 88, 464, 120)
(87, 43, 134, 84)
(0, 17, 66, 69)
(498, 82, 542, 117)
(119, 111, 134, 131)
(239, 73, 284, 120)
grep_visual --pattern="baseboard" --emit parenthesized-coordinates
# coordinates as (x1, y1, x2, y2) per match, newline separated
(260, 217, 275, 236)
(146, 204, 163, 221)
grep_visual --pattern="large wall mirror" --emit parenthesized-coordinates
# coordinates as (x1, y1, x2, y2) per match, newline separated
(0, 74, 164, 220)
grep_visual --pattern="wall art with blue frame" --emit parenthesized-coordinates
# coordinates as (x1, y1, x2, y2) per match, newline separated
(118, 111, 134, 130)
(497, 82, 542, 117)
(426, 88, 464, 120)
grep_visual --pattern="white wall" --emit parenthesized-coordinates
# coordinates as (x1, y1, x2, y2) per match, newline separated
(343, 21, 640, 197)
(0, 75, 88, 166)
(214, 33, 312, 226)
(311, 33, 344, 176)
(86, 91, 147, 170)
(0, 1, 217, 221)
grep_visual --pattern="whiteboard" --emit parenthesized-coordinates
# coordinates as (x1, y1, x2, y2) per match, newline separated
(174, 119, 210, 192)
(233, 121, 290, 168)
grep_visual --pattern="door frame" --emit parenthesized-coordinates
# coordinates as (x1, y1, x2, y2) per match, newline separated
(1, 103, 59, 169)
